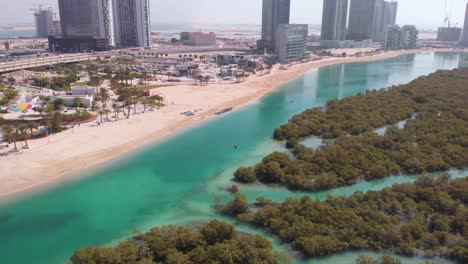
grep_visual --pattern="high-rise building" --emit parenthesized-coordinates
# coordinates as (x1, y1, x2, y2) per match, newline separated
(52, 20, 62, 36)
(258, 0, 291, 52)
(58, 0, 110, 39)
(348, 0, 377, 41)
(400, 25, 418, 49)
(275, 24, 308, 62)
(50, 0, 113, 52)
(384, 25, 402, 49)
(372, 0, 385, 41)
(321, 0, 348, 41)
(113, 0, 151, 48)
(34, 8, 55, 38)
(383, 1, 398, 27)
(373, 1, 398, 42)
(460, 3, 468, 46)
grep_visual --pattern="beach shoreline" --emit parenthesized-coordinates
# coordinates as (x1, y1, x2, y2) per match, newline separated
(0, 48, 464, 200)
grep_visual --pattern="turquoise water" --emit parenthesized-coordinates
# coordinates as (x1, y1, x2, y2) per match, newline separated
(0, 52, 466, 264)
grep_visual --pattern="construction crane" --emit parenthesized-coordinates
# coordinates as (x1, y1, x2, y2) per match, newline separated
(443, 0, 453, 28)
(29, 4, 44, 15)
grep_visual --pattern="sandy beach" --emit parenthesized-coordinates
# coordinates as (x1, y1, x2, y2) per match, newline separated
(0, 49, 460, 199)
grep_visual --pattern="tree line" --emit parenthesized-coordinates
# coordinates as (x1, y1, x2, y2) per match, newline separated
(70, 220, 290, 264)
(234, 69, 468, 191)
(221, 175, 467, 263)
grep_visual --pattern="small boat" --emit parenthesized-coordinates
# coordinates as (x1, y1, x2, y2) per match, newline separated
(215, 107, 233, 115)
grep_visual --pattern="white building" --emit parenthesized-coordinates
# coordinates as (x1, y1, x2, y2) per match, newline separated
(61, 95, 94, 108)
(275, 24, 308, 63)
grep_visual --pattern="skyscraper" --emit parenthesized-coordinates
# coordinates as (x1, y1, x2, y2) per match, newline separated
(383, 1, 398, 27)
(373, 1, 398, 42)
(348, 0, 377, 41)
(461, 3, 468, 46)
(51, 0, 113, 52)
(113, 0, 151, 48)
(258, 0, 291, 52)
(58, 0, 110, 39)
(321, 0, 348, 41)
(34, 8, 55, 38)
(372, 0, 385, 41)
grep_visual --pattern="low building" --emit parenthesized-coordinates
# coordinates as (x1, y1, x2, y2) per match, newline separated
(212, 53, 254, 66)
(71, 86, 95, 96)
(48, 36, 110, 53)
(320, 39, 373, 49)
(437, 27, 462, 42)
(385, 25, 418, 50)
(220, 65, 241, 77)
(180, 32, 217, 46)
(275, 24, 308, 63)
(175, 63, 198, 77)
(60, 95, 94, 108)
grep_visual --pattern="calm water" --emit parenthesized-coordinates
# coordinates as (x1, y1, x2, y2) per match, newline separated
(0, 52, 466, 264)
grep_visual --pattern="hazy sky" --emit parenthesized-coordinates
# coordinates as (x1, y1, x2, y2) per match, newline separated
(1, 0, 467, 29)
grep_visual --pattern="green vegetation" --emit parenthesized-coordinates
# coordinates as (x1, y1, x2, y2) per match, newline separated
(32, 73, 78, 91)
(0, 86, 19, 105)
(234, 69, 468, 191)
(222, 175, 467, 263)
(70, 220, 289, 264)
(354, 254, 439, 264)
(355, 254, 402, 264)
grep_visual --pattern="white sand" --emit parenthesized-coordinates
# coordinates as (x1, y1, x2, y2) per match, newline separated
(0, 49, 461, 198)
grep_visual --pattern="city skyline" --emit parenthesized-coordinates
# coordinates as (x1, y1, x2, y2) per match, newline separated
(2, 0, 468, 29)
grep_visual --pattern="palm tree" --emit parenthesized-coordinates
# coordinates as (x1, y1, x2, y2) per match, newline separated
(26, 122, 38, 139)
(98, 110, 104, 123)
(18, 125, 29, 148)
(112, 103, 121, 119)
(33, 106, 44, 117)
(203, 76, 210, 85)
(89, 75, 102, 93)
(117, 87, 133, 117)
(73, 97, 82, 109)
(99, 88, 110, 120)
(2, 125, 18, 150)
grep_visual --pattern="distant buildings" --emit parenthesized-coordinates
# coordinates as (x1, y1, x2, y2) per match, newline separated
(275, 24, 308, 62)
(437, 27, 462, 42)
(49, 0, 151, 52)
(320, 0, 348, 47)
(320, 0, 398, 47)
(113, 0, 151, 48)
(258, 0, 291, 52)
(348, 0, 377, 41)
(385, 25, 418, 49)
(180, 32, 217, 46)
(462, 4, 468, 46)
(34, 8, 57, 38)
(257, 0, 307, 62)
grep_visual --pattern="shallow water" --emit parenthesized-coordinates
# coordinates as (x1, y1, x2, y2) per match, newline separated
(0, 52, 466, 264)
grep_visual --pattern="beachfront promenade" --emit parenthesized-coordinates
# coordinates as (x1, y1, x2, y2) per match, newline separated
(0, 54, 98, 73)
